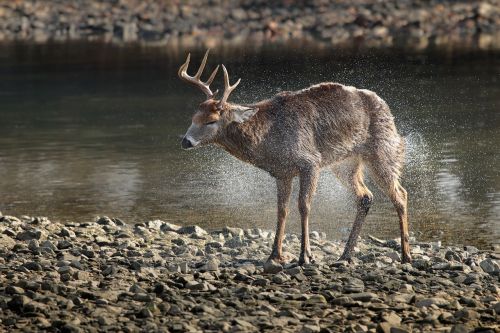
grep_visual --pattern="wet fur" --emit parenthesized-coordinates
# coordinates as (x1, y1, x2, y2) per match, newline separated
(194, 82, 411, 265)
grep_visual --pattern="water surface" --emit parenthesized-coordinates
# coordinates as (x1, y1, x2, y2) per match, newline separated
(0, 42, 499, 248)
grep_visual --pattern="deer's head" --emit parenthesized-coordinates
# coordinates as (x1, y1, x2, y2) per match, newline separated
(178, 50, 258, 149)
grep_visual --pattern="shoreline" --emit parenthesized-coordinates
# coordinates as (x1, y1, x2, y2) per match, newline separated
(1, 1, 500, 51)
(0, 214, 498, 332)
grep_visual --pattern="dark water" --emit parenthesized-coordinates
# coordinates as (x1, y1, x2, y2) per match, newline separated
(0, 42, 499, 248)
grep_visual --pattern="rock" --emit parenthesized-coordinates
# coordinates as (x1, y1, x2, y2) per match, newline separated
(306, 294, 327, 304)
(479, 258, 499, 275)
(16, 229, 42, 241)
(57, 239, 73, 249)
(454, 308, 480, 321)
(223, 226, 244, 237)
(102, 264, 117, 276)
(343, 278, 365, 293)
(225, 235, 245, 248)
(96, 216, 115, 226)
(381, 312, 401, 326)
(450, 324, 471, 333)
(0, 234, 16, 248)
(263, 259, 283, 274)
(60, 227, 76, 238)
(464, 245, 479, 254)
(177, 225, 208, 238)
(40, 240, 57, 251)
(28, 239, 40, 252)
(8, 295, 30, 311)
(145, 219, 164, 230)
(445, 250, 462, 262)
(179, 262, 189, 274)
(350, 292, 378, 302)
(160, 222, 181, 232)
(415, 297, 448, 308)
(23, 261, 43, 271)
(300, 324, 321, 333)
(332, 296, 355, 306)
(252, 278, 269, 287)
(390, 328, 410, 333)
(6, 286, 25, 295)
(0, 213, 499, 331)
(492, 302, 500, 314)
(200, 257, 219, 272)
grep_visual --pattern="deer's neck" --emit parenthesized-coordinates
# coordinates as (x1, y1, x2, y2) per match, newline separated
(215, 107, 271, 164)
(216, 122, 258, 163)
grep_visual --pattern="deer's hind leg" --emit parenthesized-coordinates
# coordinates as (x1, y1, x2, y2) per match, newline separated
(365, 140, 412, 263)
(332, 158, 374, 261)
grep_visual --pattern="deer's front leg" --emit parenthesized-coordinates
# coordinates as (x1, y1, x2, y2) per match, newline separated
(298, 167, 319, 265)
(264, 177, 292, 272)
(264, 178, 292, 273)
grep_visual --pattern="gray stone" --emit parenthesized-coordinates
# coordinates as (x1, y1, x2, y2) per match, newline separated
(23, 261, 42, 271)
(16, 229, 42, 241)
(185, 281, 208, 291)
(223, 226, 244, 237)
(200, 258, 219, 272)
(349, 292, 378, 302)
(382, 312, 402, 326)
(225, 235, 245, 248)
(263, 259, 283, 274)
(331, 296, 355, 306)
(479, 258, 499, 275)
(8, 295, 30, 311)
(28, 239, 40, 252)
(415, 297, 448, 308)
(450, 324, 471, 333)
(177, 225, 208, 238)
(60, 227, 76, 238)
(160, 222, 181, 232)
(343, 278, 365, 293)
(96, 216, 115, 226)
(6, 286, 25, 295)
(272, 272, 289, 284)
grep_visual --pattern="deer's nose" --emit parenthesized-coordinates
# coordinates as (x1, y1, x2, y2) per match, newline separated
(181, 137, 193, 149)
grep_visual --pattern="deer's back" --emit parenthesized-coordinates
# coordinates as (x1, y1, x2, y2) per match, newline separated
(246, 82, 399, 175)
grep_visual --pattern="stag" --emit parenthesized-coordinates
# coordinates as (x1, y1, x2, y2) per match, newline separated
(178, 50, 411, 272)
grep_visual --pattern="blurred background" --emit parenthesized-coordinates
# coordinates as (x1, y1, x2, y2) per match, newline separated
(0, 1, 499, 249)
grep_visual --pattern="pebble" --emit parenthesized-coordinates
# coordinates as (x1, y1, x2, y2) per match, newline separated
(0, 1, 498, 51)
(0, 214, 498, 332)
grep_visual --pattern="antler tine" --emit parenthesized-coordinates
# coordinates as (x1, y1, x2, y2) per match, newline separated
(178, 49, 218, 99)
(194, 49, 209, 79)
(177, 53, 191, 79)
(206, 65, 219, 86)
(219, 64, 241, 106)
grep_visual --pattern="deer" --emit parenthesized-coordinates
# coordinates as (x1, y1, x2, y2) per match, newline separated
(178, 50, 412, 272)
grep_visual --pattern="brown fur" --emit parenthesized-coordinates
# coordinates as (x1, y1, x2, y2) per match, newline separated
(181, 60, 411, 266)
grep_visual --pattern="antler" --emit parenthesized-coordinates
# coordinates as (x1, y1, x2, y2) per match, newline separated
(178, 49, 219, 99)
(218, 64, 241, 107)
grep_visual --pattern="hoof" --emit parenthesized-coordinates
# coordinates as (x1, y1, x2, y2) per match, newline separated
(298, 254, 315, 266)
(338, 254, 353, 263)
(263, 259, 283, 274)
(402, 253, 412, 264)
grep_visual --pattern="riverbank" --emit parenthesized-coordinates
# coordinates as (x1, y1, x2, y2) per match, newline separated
(0, 1, 500, 51)
(0, 214, 498, 332)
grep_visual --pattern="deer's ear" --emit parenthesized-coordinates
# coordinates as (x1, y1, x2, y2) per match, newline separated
(233, 107, 258, 123)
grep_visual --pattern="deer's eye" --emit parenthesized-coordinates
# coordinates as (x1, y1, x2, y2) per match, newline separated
(206, 121, 217, 125)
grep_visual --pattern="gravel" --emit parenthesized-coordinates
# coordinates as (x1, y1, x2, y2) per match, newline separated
(0, 1, 499, 51)
(0, 214, 498, 332)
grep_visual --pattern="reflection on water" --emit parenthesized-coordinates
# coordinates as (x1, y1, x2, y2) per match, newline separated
(0, 42, 499, 248)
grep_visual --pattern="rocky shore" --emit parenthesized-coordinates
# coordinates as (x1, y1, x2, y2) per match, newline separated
(0, 213, 498, 332)
(1, 0, 500, 51)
